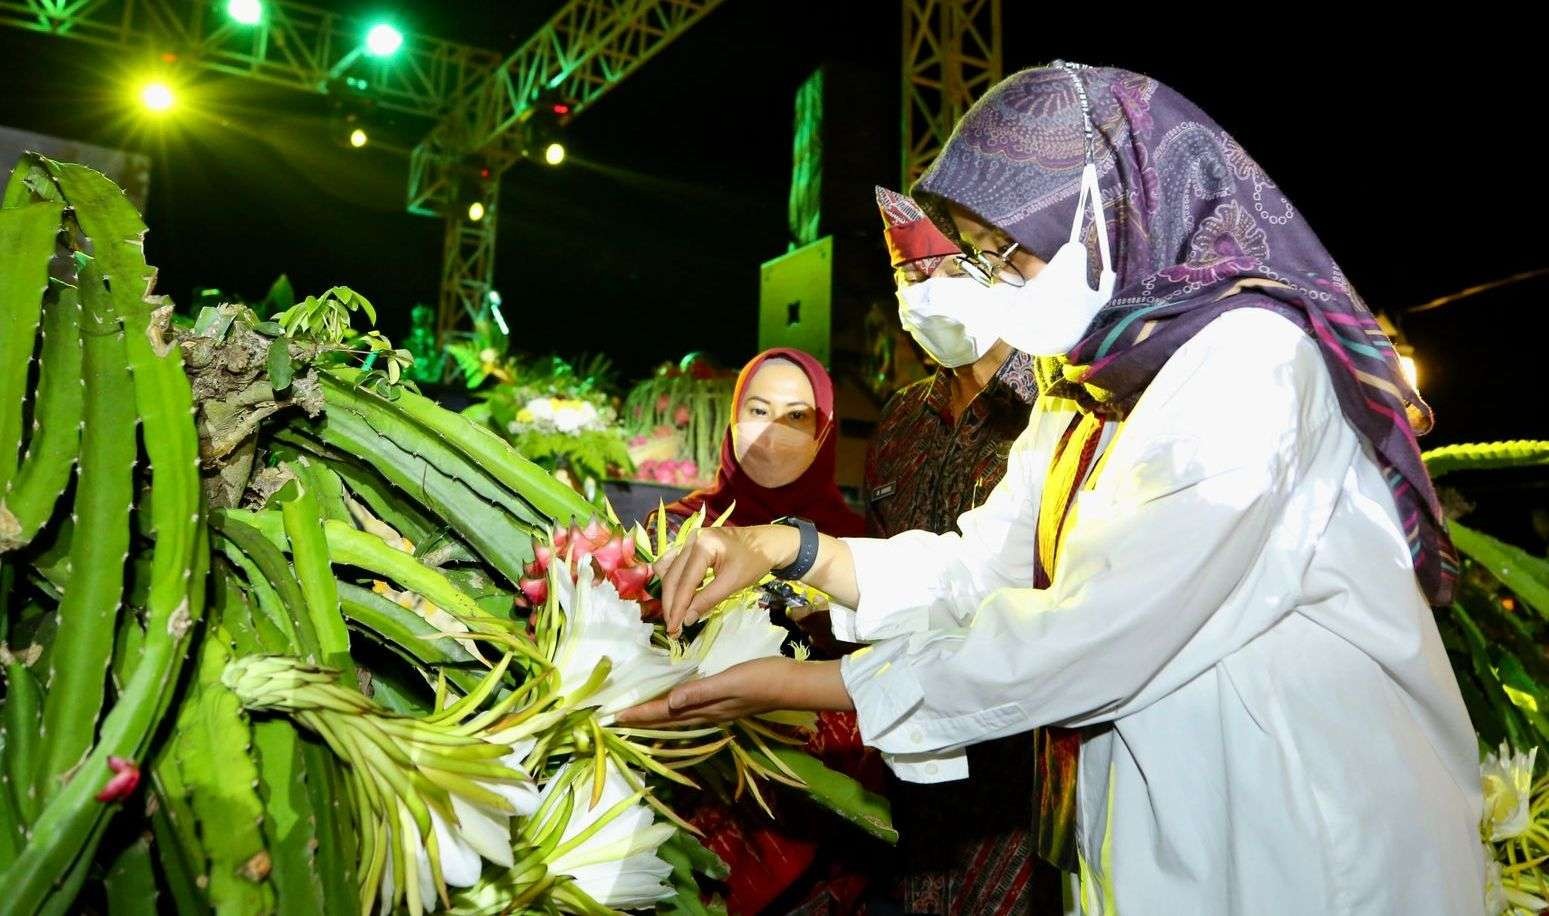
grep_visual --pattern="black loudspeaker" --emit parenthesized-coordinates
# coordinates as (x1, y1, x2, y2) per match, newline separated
(803, 60, 897, 363)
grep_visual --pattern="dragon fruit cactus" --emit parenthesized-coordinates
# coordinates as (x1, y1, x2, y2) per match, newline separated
(517, 517, 659, 615)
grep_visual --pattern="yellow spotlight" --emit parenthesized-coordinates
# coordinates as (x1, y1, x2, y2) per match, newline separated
(1399, 354, 1419, 390)
(543, 142, 565, 166)
(467, 201, 485, 222)
(349, 128, 369, 148)
(139, 81, 175, 113)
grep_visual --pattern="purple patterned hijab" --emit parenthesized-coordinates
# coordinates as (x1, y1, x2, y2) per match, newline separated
(914, 62, 1456, 607)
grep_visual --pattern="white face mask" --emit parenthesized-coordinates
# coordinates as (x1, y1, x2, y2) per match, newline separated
(895, 276, 1000, 368)
(992, 162, 1116, 357)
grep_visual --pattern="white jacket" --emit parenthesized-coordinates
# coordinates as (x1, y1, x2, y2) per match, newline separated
(834, 309, 1484, 914)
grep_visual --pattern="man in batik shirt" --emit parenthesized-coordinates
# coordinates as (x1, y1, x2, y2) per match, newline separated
(863, 187, 1059, 914)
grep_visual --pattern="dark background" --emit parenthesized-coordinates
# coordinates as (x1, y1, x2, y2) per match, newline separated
(0, 2, 1543, 456)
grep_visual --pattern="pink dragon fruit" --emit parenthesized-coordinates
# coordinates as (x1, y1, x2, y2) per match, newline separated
(516, 516, 659, 616)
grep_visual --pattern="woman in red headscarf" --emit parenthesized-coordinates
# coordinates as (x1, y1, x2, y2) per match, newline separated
(655, 349, 876, 915)
(660, 348, 864, 538)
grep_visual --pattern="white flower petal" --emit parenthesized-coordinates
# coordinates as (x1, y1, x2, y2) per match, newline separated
(540, 760, 677, 908)
(551, 560, 696, 714)
(431, 805, 485, 888)
(378, 848, 396, 916)
(1481, 742, 1537, 842)
(450, 794, 515, 869)
(692, 602, 788, 678)
(397, 803, 435, 916)
(551, 823, 677, 872)
(505, 738, 537, 766)
(562, 852, 675, 908)
(484, 778, 542, 818)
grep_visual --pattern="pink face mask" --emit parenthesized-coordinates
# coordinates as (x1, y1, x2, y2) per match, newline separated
(732, 421, 820, 488)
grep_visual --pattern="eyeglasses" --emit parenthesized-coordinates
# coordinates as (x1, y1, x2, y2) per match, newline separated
(950, 240, 1025, 288)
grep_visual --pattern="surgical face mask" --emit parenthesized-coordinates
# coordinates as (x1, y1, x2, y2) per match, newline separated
(992, 162, 1116, 357)
(895, 277, 999, 368)
(733, 421, 819, 488)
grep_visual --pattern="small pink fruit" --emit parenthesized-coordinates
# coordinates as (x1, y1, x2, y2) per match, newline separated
(656, 394, 671, 411)
(592, 537, 628, 574)
(519, 577, 549, 607)
(582, 518, 610, 549)
(96, 756, 140, 803)
(610, 563, 652, 599)
(564, 535, 594, 567)
(673, 406, 692, 427)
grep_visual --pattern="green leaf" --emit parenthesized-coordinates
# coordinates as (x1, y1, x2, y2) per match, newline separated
(277, 479, 354, 675)
(253, 320, 285, 337)
(1451, 602, 1535, 754)
(34, 260, 136, 809)
(252, 720, 328, 913)
(2, 152, 206, 916)
(192, 305, 236, 341)
(750, 747, 896, 843)
(327, 369, 593, 526)
(290, 457, 354, 526)
(307, 400, 538, 584)
(268, 336, 295, 393)
(656, 828, 730, 916)
(149, 800, 209, 916)
(1450, 520, 1549, 620)
(320, 518, 498, 628)
(297, 445, 436, 546)
(174, 633, 274, 914)
(1491, 650, 1549, 744)
(259, 274, 295, 319)
(212, 511, 325, 662)
(1422, 440, 1549, 480)
(104, 837, 160, 916)
(336, 582, 483, 695)
(1, 283, 84, 551)
(3, 664, 42, 827)
(0, 201, 64, 498)
(298, 740, 358, 910)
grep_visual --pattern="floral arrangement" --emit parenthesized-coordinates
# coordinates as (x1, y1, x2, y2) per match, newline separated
(622, 355, 734, 490)
(1481, 742, 1549, 915)
(463, 356, 634, 490)
(218, 506, 867, 914)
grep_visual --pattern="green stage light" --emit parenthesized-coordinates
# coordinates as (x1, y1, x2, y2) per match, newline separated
(466, 201, 485, 222)
(543, 142, 565, 166)
(227, 0, 262, 25)
(365, 23, 403, 57)
(349, 128, 369, 148)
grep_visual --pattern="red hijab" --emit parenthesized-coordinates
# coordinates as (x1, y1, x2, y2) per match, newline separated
(666, 349, 863, 537)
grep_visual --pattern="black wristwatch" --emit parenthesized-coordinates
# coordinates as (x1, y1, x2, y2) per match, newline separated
(770, 516, 819, 581)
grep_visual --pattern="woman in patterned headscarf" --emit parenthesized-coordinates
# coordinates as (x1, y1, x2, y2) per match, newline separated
(623, 63, 1483, 914)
